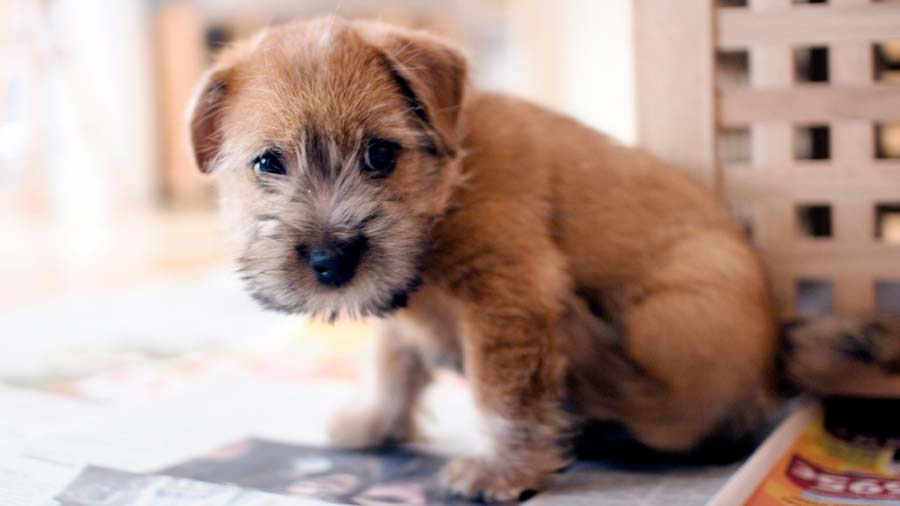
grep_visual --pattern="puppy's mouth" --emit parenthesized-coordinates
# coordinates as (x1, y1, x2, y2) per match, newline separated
(237, 234, 425, 319)
(297, 233, 423, 317)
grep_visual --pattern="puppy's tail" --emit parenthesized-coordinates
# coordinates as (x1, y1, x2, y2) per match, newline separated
(779, 314, 900, 397)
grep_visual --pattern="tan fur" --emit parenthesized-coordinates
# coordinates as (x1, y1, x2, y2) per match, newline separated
(187, 18, 900, 502)
(783, 315, 900, 397)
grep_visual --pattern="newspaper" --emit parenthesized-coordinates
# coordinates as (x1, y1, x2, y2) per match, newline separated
(0, 359, 357, 505)
(163, 439, 465, 505)
(53, 467, 332, 506)
(0, 455, 83, 506)
(0, 365, 740, 506)
(160, 438, 737, 506)
(709, 398, 900, 506)
(0, 270, 747, 505)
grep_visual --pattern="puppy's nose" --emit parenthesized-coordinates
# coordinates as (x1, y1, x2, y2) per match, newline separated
(305, 236, 367, 287)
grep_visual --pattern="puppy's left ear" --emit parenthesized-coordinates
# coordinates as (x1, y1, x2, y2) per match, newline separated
(363, 24, 468, 156)
(186, 67, 232, 173)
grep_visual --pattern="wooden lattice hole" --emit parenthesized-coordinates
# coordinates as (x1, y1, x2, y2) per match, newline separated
(718, 127, 752, 164)
(794, 46, 829, 83)
(796, 280, 834, 316)
(795, 125, 831, 160)
(792, 0, 828, 4)
(717, 49, 750, 87)
(797, 204, 832, 238)
(728, 201, 754, 239)
(205, 25, 233, 53)
(717, 0, 748, 7)
(875, 203, 900, 243)
(875, 123, 900, 159)
(873, 40, 900, 82)
(876, 281, 900, 315)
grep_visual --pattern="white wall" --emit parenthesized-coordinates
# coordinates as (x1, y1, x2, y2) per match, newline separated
(493, 0, 636, 144)
(46, 0, 158, 218)
(559, 0, 635, 144)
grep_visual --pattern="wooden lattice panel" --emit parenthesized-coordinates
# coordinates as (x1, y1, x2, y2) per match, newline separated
(636, 0, 900, 317)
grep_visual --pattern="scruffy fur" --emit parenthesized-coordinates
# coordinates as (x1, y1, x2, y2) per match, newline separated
(188, 18, 900, 502)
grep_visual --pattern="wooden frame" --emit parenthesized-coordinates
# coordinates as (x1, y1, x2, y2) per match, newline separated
(635, 0, 900, 316)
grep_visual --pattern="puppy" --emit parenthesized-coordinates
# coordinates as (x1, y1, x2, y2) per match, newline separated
(187, 18, 900, 502)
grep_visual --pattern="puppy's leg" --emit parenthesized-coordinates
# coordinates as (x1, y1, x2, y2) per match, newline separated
(328, 320, 431, 448)
(439, 252, 572, 502)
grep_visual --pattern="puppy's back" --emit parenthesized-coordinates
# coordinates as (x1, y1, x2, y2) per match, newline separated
(457, 91, 745, 291)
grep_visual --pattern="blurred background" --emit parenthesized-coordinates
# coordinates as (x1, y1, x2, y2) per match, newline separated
(0, 0, 646, 399)
(0, 0, 637, 311)
(2, 0, 899, 377)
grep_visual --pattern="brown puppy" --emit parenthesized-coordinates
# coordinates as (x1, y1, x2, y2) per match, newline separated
(187, 18, 900, 502)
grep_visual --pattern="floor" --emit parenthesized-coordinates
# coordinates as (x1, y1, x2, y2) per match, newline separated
(0, 206, 230, 311)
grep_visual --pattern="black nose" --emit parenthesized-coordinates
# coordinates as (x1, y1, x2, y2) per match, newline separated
(305, 236, 367, 287)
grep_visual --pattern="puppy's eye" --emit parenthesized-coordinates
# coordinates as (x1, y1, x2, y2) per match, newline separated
(253, 151, 286, 175)
(362, 139, 400, 177)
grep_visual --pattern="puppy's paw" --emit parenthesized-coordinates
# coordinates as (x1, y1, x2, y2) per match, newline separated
(327, 403, 411, 449)
(439, 457, 547, 503)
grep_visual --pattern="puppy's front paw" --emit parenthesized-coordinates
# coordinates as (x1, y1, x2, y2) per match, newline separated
(439, 457, 547, 503)
(327, 403, 411, 449)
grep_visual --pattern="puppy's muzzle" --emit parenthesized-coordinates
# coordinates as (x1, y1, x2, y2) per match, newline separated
(301, 236, 368, 288)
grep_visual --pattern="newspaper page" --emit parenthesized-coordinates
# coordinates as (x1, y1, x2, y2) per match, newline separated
(53, 466, 335, 506)
(710, 398, 900, 506)
(1, 273, 747, 505)
(0, 454, 83, 506)
(161, 437, 737, 506)
(0, 340, 742, 506)
(0, 373, 740, 506)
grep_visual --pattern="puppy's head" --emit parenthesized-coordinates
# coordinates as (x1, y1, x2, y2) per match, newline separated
(187, 18, 467, 317)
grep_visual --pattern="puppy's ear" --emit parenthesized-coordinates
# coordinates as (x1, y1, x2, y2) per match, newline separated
(186, 68, 231, 173)
(364, 24, 468, 155)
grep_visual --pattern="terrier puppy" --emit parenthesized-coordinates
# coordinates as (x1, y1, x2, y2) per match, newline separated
(187, 18, 900, 502)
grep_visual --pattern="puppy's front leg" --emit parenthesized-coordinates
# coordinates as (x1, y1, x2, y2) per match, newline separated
(328, 320, 431, 448)
(440, 268, 572, 502)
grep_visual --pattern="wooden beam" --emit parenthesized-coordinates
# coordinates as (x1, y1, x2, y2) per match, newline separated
(718, 3, 900, 49)
(719, 84, 900, 126)
(634, 0, 717, 188)
(156, 2, 209, 205)
(723, 162, 900, 202)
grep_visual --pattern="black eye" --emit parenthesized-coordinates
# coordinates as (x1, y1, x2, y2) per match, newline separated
(362, 139, 400, 177)
(253, 151, 286, 175)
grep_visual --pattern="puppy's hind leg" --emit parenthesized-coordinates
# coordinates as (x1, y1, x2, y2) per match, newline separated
(563, 293, 769, 463)
(328, 319, 431, 449)
(565, 278, 779, 456)
(561, 293, 663, 423)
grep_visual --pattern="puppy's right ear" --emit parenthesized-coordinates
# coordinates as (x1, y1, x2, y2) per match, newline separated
(186, 68, 230, 173)
(360, 22, 468, 157)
